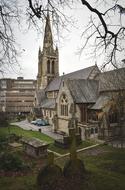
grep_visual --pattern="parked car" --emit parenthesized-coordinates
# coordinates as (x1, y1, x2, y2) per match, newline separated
(36, 119, 46, 126)
(31, 120, 37, 125)
(31, 119, 49, 126)
(31, 119, 41, 125)
(44, 119, 49, 125)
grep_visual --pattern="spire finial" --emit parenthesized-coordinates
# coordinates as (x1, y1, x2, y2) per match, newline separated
(47, 0, 50, 11)
(43, 6, 53, 49)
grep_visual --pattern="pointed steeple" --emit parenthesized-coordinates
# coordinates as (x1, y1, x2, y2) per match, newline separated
(37, 10, 59, 90)
(43, 11, 53, 49)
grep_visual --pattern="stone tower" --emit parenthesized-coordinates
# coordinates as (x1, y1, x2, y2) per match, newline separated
(37, 12, 59, 89)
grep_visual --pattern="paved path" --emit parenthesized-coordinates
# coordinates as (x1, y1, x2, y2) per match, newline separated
(54, 144, 100, 158)
(11, 120, 63, 140)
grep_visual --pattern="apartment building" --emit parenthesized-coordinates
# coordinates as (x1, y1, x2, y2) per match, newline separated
(0, 77, 36, 115)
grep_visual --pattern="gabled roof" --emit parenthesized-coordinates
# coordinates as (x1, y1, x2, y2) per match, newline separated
(67, 79, 99, 103)
(99, 67, 125, 92)
(90, 95, 110, 110)
(45, 76, 61, 92)
(41, 98, 56, 109)
(45, 65, 99, 92)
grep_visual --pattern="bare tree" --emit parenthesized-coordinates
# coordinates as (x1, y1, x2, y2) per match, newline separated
(26, 0, 125, 69)
(80, 0, 125, 69)
(0, 0, 20, 74)
(0, 0, 71, 74)
(26, 0, 72, 38)
(0, 0, 125, 74)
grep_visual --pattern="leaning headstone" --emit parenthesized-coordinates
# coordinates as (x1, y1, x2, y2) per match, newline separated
(69, 128, 77, 160)
(63, 128, 86, 190)
(37, 152, 63, 190)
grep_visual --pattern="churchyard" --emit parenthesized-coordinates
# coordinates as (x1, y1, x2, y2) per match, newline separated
(0, 124, 125, 190)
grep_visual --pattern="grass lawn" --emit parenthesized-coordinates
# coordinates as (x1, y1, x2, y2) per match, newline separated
(0, 125, 96, 155)
(1, 125, 125, 189)
(55, 145, 125, 190)
(0, 125, 54, 144)
(0, 175, 37, 190)
(0, 145, 125, 190)
(84, 147, 125, 190)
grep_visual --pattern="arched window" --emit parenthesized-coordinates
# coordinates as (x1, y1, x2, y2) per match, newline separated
(60, 94, 68, 116)
(52, 60, 55, 74)
(47, 60, 50, 73)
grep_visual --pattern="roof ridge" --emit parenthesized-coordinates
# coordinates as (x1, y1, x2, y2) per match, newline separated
(60, 65, 96, 77)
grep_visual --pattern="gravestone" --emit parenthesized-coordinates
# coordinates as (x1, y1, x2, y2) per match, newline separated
(63, 128, 86, 189)
(37, 152, 63, 190)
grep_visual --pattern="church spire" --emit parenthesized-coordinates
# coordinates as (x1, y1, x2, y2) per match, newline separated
(37, 10, 59, 90)
(43, 11, 53, 49)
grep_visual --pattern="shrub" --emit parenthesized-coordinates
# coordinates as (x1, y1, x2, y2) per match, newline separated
(0, 152, 30, 172)
(0, 137, 8, 151)
(0, 112, 9, 127)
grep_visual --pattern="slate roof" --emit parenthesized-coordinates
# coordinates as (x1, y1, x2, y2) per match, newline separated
(45, 76, 62, 92)
(99, 67, 125, 92)
(41, 98, 56, 109)
(36, 89, 46, 105)
(46, 65, 98, 92)
(67, 79, 99, 103)
(90, 95, 110, 110)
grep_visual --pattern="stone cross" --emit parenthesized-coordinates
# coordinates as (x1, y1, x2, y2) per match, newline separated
(69, 128, 77, 160)
(47, 152, 54, 165)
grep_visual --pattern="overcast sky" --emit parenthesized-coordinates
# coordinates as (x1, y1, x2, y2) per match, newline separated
(2, 0, 124, 79)
(1, 1, 96, 79)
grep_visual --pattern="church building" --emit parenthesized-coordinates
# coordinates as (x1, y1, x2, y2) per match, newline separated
(35, 13, 125, 140)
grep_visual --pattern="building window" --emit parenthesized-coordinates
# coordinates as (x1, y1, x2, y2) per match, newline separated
(95, 127, 98, 133)
(91, 128, 94, 134)
(60, 94, 68, 116)
(52, 60, 55, 74)
(47, 60, 50, 73)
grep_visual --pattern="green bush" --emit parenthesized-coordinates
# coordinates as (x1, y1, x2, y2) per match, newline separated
(0, 152, 30, 172)
(0, 120, 9, 127)
(0, 136, 8, 151)
(6, 133, 22, 143)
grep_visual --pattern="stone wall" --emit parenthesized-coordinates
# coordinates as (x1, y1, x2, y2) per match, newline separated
(58, 118, 69, 134)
